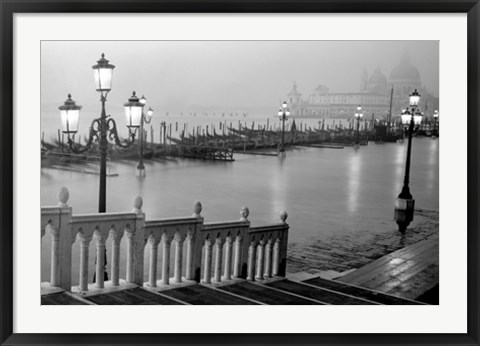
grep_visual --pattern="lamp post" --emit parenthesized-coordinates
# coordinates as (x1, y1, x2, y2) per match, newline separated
(394, 89, 423, 232)
(132, 94, 154, 177)
(432, 110, 439, 138)
(354, 105, 363, 149)
(59, 54, 139, 213)
(277, 101, 290, 157)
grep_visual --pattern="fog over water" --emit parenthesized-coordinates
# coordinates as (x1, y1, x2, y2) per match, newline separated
(41, 41, 439, 113)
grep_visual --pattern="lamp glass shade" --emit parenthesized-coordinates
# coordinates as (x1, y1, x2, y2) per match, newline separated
(282, 102, 288, 109)
(401, 113, 412, 125)
(93, 68, 113, 92)
(92, 54, 115, 92)
(277, 109, 283, 117)
(125, 106, 142, 128)
(59, 94, 82, 134)
(146, 107, 154, 118)
(433, 111, 439, 118)
(60, 109, 80, 134)
(413, 114, 423, 125)
(409, 90, 421, 106)
(286, 110, 291, 117)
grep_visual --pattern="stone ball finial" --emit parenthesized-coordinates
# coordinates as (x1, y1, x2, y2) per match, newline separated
(133, 195, 143, 214)
(57, 187, 70, 207)
(240, 206, 250, 221)
(280, 211, 288, 223)
(193, 201, 202, 217)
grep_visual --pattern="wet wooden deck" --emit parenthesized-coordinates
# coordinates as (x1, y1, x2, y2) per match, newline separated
(337, 233, 439, 301)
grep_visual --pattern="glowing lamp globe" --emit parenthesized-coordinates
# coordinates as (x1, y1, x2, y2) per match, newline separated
(59, 94, 82, 134)
(92, 53, 115, 92)
(124, 91, 143, 129)
(413, 112, 423, 125)
(409, 89, 421, 107)
(401, 110, 412, 125)
(146, 107, 154, 122)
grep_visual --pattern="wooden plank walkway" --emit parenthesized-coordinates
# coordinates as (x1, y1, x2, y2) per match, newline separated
(218, 281, 321, 305)
(85, 288, 181, 305)
(160, 284, 257, 305)
(337, 234, 438, 301)
(266, 279, 377, 305)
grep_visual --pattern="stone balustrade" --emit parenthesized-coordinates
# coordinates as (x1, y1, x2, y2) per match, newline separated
(41, 187, 289, 293)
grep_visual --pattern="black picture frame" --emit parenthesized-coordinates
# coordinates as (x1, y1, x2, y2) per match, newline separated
(1, 1, 479, 345)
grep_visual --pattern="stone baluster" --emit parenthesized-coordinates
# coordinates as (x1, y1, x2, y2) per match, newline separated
(49, 228, 60, 286)
(272, 238, 281, 276)
(148, 235, 160, 287)
(247, 239, 257, 281)
(174, 234, 184, 284)
(110, 230, 123, 286)
(94, 232, 108, 288)
(161, 233, 172, 285)
(125, 230, 136, 283)
(278, 211, 289, 277)
(133, 196, 147, 286)
(185, 231, 195, 281)
(203, 237, 213, 284)
(264, 237, 273, 278)
(213, 236, 224, 283)
(233, 235, 242, 279)
(255, 238, 266, 281)
(57, 187, 73, 291)
(191, 201, 204, 282)
(224, 235, 233, 281)
(78, 233, 92, 292)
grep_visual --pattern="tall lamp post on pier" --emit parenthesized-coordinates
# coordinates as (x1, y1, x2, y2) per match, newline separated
(354, 105, 363, 149)
(131, 94, 154, 177)
(277, 101, 290, 157)
(432, 110, 439, 138)
(394, 89, 423, 232)
(59, 54, 140, 213)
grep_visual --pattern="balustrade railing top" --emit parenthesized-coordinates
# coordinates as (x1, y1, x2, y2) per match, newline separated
(41, 187, 289, 294)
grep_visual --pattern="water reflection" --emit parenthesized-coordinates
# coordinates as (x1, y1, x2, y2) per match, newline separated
(347, 151, 362, 214)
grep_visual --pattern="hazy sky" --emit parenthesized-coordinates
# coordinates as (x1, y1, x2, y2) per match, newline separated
(41, 41, 438, 111)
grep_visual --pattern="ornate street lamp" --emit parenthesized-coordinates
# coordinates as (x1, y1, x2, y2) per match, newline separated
(354, 105, 363, 149)
(277, 101, 290, 156)
(432, 110, 439, 138)
(59, 54, 138, 213)
(394, 89, 423, 232)
(131, 94, 154, 177)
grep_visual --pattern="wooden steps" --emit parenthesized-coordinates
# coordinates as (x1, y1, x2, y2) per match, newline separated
(303, 277, 422, 305)
(41, 292, 89, 305)
(84, 288, 182, 305)
(42, 277, 423, 305)
(338, 234, 438, 301)
(160, 284, 257, 305)
(266, 279, 378, 305)
(218, 281, 322, 305)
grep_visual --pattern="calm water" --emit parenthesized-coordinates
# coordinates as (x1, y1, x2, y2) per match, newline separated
(40, 136, 438, 283)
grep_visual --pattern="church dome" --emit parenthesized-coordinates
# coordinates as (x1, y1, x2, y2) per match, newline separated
(389, 54, 420, 81)
(369, 67, 387, 86)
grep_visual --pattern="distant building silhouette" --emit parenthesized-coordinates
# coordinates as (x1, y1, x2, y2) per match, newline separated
(287, 53, 439, 119)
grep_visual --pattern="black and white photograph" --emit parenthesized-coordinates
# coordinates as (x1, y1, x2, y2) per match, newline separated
(40, 40, 439, 306)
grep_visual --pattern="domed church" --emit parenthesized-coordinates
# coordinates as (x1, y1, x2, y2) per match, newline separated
(287, 53, 438, 120)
